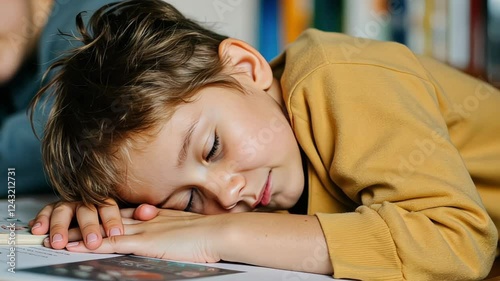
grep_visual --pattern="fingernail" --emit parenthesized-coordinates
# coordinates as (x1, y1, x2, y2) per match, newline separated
(32, 222, 41, 229)
(43, 237, 50, 245)
(87, 233, 98, 243)
(52, 233, 63, 243)
(109, 228, 121, 236)
(66, 242, 79, 247)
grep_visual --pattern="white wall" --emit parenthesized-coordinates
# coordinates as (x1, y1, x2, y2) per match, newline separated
(165, 0, 259, 48)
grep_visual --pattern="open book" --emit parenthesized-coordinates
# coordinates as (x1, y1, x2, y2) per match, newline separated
(1, 194, 56, 247)
(0, 217, 47, 245)
(0, 195, 339, 281)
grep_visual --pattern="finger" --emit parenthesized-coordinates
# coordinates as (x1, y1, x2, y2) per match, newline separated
(122, 217, 143, 225)
(67, 225, 106, 242)
(67, 227, 83, 242)
(98, 198, 124, 238)
(120, 208, 136, 218)
(157, 208, 197, 217)
(43, 237, 51, 248)
(133, 204, 160, 221)
(49, 201, 77, 249)
(119, 207, 155, 223)
(121, 223, 146, 235)
(75, 203, 102, 250)
(65, 234, 145, 256)
(30, 203, 55, 235)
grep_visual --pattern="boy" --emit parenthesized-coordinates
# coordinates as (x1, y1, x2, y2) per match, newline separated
(29, 0, 499, 280)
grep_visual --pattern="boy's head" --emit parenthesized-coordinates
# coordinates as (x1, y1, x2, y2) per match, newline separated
(31, 0, 305, 213)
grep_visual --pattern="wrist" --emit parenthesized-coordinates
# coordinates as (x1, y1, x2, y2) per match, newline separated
(210, 213, 239, 262)
(209, 212, 333, 274)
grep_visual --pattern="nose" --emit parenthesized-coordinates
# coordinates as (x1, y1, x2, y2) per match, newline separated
(207, 171, 246, 210)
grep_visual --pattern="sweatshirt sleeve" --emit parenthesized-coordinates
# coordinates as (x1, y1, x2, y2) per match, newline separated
(291, 61, 498, 280)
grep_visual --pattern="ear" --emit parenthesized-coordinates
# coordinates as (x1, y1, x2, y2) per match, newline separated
(219, 38, 273, 91)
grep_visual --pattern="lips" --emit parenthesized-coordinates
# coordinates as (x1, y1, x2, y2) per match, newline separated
(253, 171, 272, 208)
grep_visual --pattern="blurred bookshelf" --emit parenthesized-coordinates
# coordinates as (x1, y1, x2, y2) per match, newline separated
(258, 0, 500, 88)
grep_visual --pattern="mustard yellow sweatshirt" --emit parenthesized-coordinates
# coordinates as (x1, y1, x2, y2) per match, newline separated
(271, 29, 499, 281)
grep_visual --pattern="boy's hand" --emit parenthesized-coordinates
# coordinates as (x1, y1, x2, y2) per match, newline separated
(29, 198, 123, 250)
(130, 203, 160, 221)
(62, 207, 224, 263)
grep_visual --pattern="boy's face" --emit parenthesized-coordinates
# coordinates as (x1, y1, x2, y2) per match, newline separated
(120, 78, 305, 214)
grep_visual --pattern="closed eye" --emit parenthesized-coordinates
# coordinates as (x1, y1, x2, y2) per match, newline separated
(205, 133, 220, 161)
(184, 188, 195, 212)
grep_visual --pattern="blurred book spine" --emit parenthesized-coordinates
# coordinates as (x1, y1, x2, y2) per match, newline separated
(486, 0, 500, 87)
(389, 0, 408, 44)
(258, 0, 281, 61)
(469, 0, 487, 77)
(282, 0, 313, 45)
(447, 0, 470, 70)
(257, 0, 497, 87)
(313, 0, 343, 32)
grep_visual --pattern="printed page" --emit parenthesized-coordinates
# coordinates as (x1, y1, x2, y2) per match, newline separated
(0, 218, 47, 245)
(0, 246, 119, 269)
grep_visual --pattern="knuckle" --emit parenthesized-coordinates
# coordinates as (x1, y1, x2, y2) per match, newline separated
(102, 198, 118, 206)
(53, 200, 70, 208)
(107, 235, 119, 246)
(53, 201, 76, 212)
(49, 222, 68, 232)
(35, 213, 51, 222)
(79, 223, 98, 234)
(76, 203, 97, 213)
(51, 205, 74, 217)
(102, 218, 121, 226)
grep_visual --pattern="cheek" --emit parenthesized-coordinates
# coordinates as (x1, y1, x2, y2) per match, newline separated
(234, 115, 291, 155)
(230, 126, 269, 166)
(224, 102, 294, 164)
(259, 115, 296, 155)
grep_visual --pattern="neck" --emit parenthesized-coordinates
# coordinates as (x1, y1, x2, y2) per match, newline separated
(267, 77, 287, 115)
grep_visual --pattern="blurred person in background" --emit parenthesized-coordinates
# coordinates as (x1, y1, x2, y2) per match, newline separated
(0, 0, 118, 197)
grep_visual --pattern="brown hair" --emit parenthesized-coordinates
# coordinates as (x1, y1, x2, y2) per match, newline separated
(29, 0, 242, 206)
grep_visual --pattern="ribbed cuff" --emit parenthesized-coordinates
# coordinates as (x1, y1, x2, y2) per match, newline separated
(316, 207, 403, 281)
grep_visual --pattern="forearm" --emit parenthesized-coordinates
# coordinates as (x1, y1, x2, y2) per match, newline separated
(218, 212, 333, 275)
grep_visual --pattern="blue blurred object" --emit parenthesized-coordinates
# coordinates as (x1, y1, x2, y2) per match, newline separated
(258, 0, 281, 61)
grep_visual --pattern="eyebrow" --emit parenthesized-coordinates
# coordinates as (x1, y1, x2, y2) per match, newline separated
(176, 118, 199, 168)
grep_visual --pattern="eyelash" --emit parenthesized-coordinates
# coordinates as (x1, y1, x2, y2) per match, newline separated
(184, 134, 219, 212)
(184, 188, 195, 212)
(205, 133, 220, 161)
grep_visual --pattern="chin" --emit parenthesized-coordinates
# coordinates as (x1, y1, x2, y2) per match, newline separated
(272, 197, 298, 211)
